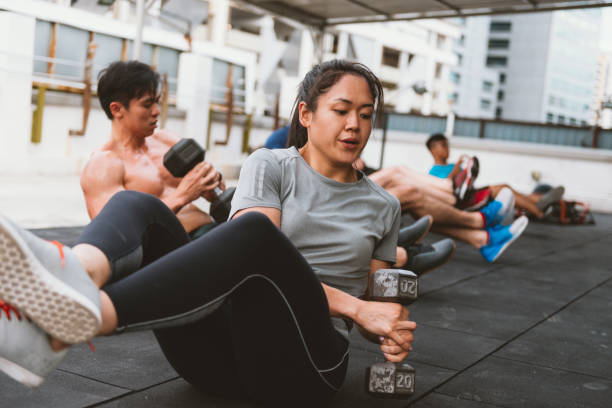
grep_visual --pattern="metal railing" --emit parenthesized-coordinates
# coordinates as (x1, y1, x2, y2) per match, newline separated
(383, 112, 611, 149)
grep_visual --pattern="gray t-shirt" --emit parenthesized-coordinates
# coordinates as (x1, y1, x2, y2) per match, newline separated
(229, 147, 401, 336)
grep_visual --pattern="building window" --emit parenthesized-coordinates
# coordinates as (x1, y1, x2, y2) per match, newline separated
(480, 99, 491, 110)
(497, 90, 504, 101)
(495, 107, 502, 118)
(211, 59, 246, 108)
(490, 21, 512, 32)
(381, 81, 398, 91)
(456, 52, 463, 66)
(457, 34, 465, 47)
(331, 33, 339, 53)
(449, 92, 459, 103)
(548, 95, 556, 106)
(569, 118, 577, 125)
(450, 71, 461, 84)
(499, 72, 506, 84)
(434, 62, 443, 79)
(382, 47, 400, 68)
(486, 56, 507, 67)
(557, 115, 565, 124)
(482, 80, 494, 92)
(546, 113, 554, 123)
(580, 120, 588, 126)
(488, 39, 510, 49)
(157, 46, 181, 93)
(436, 33, 446, 49)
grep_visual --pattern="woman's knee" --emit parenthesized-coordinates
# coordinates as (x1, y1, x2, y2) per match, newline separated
(232, 211, 277, 236)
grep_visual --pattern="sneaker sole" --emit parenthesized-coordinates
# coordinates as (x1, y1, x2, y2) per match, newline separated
(0, 217, 101, 344)
(417, 241, 456, 277)
(536, 186, 565, 211)
(411, 215, 433, 245)
(458, 159, 473, 201)
(0, 356, 44, 387)
(490, 216, 528, 262)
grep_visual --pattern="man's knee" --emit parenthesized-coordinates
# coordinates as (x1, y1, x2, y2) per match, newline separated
(399, 184, 424, 204)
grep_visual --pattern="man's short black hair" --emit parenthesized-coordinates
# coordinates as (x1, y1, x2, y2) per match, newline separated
(426, 133, 448, 150)
(97, 60, 160, 119)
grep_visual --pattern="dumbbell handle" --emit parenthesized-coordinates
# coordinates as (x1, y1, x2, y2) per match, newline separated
(213, 186, 224, 198)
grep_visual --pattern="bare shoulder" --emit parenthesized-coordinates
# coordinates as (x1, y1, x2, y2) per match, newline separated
(81, 150, 125, 189)
(153, 129, 180, 148)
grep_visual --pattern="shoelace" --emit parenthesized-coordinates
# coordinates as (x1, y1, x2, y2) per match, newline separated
(0, 299, 22, 320)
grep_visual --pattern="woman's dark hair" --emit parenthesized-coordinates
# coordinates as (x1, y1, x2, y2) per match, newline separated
(97, 60, 160, 119)
(286, 60, 384, 148)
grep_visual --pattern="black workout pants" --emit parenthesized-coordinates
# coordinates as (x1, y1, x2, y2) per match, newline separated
(76, 191, 349, 406)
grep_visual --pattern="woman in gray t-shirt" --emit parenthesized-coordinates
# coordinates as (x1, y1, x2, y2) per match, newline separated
(230, 60, 416, 397)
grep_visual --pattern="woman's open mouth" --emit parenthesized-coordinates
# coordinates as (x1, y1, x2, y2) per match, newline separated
(340, 139, 359, 149)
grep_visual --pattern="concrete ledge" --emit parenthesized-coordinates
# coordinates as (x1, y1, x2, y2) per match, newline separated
(384, 131, 612, 163)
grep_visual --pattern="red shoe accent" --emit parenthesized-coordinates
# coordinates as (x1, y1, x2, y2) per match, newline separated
(87, 341, 96, 352)
(0, 299, 22, 320)
(49, 240, 66, 267)
(479, 211, 487, 228)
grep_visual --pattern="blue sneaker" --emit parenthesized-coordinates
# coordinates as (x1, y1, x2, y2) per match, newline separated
(480, 215, 528, 262)
(479, 187, 515, 227)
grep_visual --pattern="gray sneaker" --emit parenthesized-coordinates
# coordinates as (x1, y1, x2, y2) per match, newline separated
(398, 215, 433, 247)
(536, 186, 565, 211)
(403, 238, 456, 276)
(0, 300, 67, 387)
(0, 214, 101, 344)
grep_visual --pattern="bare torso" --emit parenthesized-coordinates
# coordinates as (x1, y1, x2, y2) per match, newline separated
(81, 130, 212, 233)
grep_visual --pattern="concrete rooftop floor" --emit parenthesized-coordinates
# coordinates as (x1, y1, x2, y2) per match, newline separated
(1, 214, 611, 407)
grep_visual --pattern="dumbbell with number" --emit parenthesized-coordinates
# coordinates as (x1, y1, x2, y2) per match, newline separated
(163, 138, 235, 222)
(365, 269, 418, 398)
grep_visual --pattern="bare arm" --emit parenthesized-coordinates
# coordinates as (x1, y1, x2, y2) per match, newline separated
(447, 154, 469, 180)
(80, 152, 126, 220)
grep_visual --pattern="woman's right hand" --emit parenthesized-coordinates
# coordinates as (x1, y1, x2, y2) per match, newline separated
(354, 300, 416, 359)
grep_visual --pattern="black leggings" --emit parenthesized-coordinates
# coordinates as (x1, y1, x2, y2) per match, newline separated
(77, 191, 349, 406)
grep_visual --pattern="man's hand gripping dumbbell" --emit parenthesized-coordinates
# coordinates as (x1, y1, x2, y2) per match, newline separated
(364, 269, 418, 397)
(163, 138, 236, 222)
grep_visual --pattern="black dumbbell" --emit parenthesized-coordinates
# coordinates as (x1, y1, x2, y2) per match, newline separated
(163, 138, 235, 222)
(365, 269, 418, 398)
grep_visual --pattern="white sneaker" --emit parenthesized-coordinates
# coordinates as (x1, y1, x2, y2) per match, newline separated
(0, 300, 67, 387)
(0, 214, 101, 344)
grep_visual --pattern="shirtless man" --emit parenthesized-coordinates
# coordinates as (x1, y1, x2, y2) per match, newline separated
(81, 61, 223, 235)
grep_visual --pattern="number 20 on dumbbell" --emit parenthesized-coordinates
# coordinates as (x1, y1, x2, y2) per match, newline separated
(366, 269, 418, 398)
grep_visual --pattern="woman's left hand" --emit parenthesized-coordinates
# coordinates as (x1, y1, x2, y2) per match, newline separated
(379, 330, 414, 363)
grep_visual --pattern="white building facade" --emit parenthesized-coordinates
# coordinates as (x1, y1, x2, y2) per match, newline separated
(450, 16, 500, 119)
(452, 10, 602, 125)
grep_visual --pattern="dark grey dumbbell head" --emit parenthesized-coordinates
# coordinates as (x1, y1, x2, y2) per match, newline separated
(366, 361, 415, 397)
(369, 269, 418, 304)
(163, 138, 205, 178)
(209, 187, 236, 222)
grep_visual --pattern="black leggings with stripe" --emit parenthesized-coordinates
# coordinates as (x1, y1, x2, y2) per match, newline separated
(76, 191, 349, 406)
